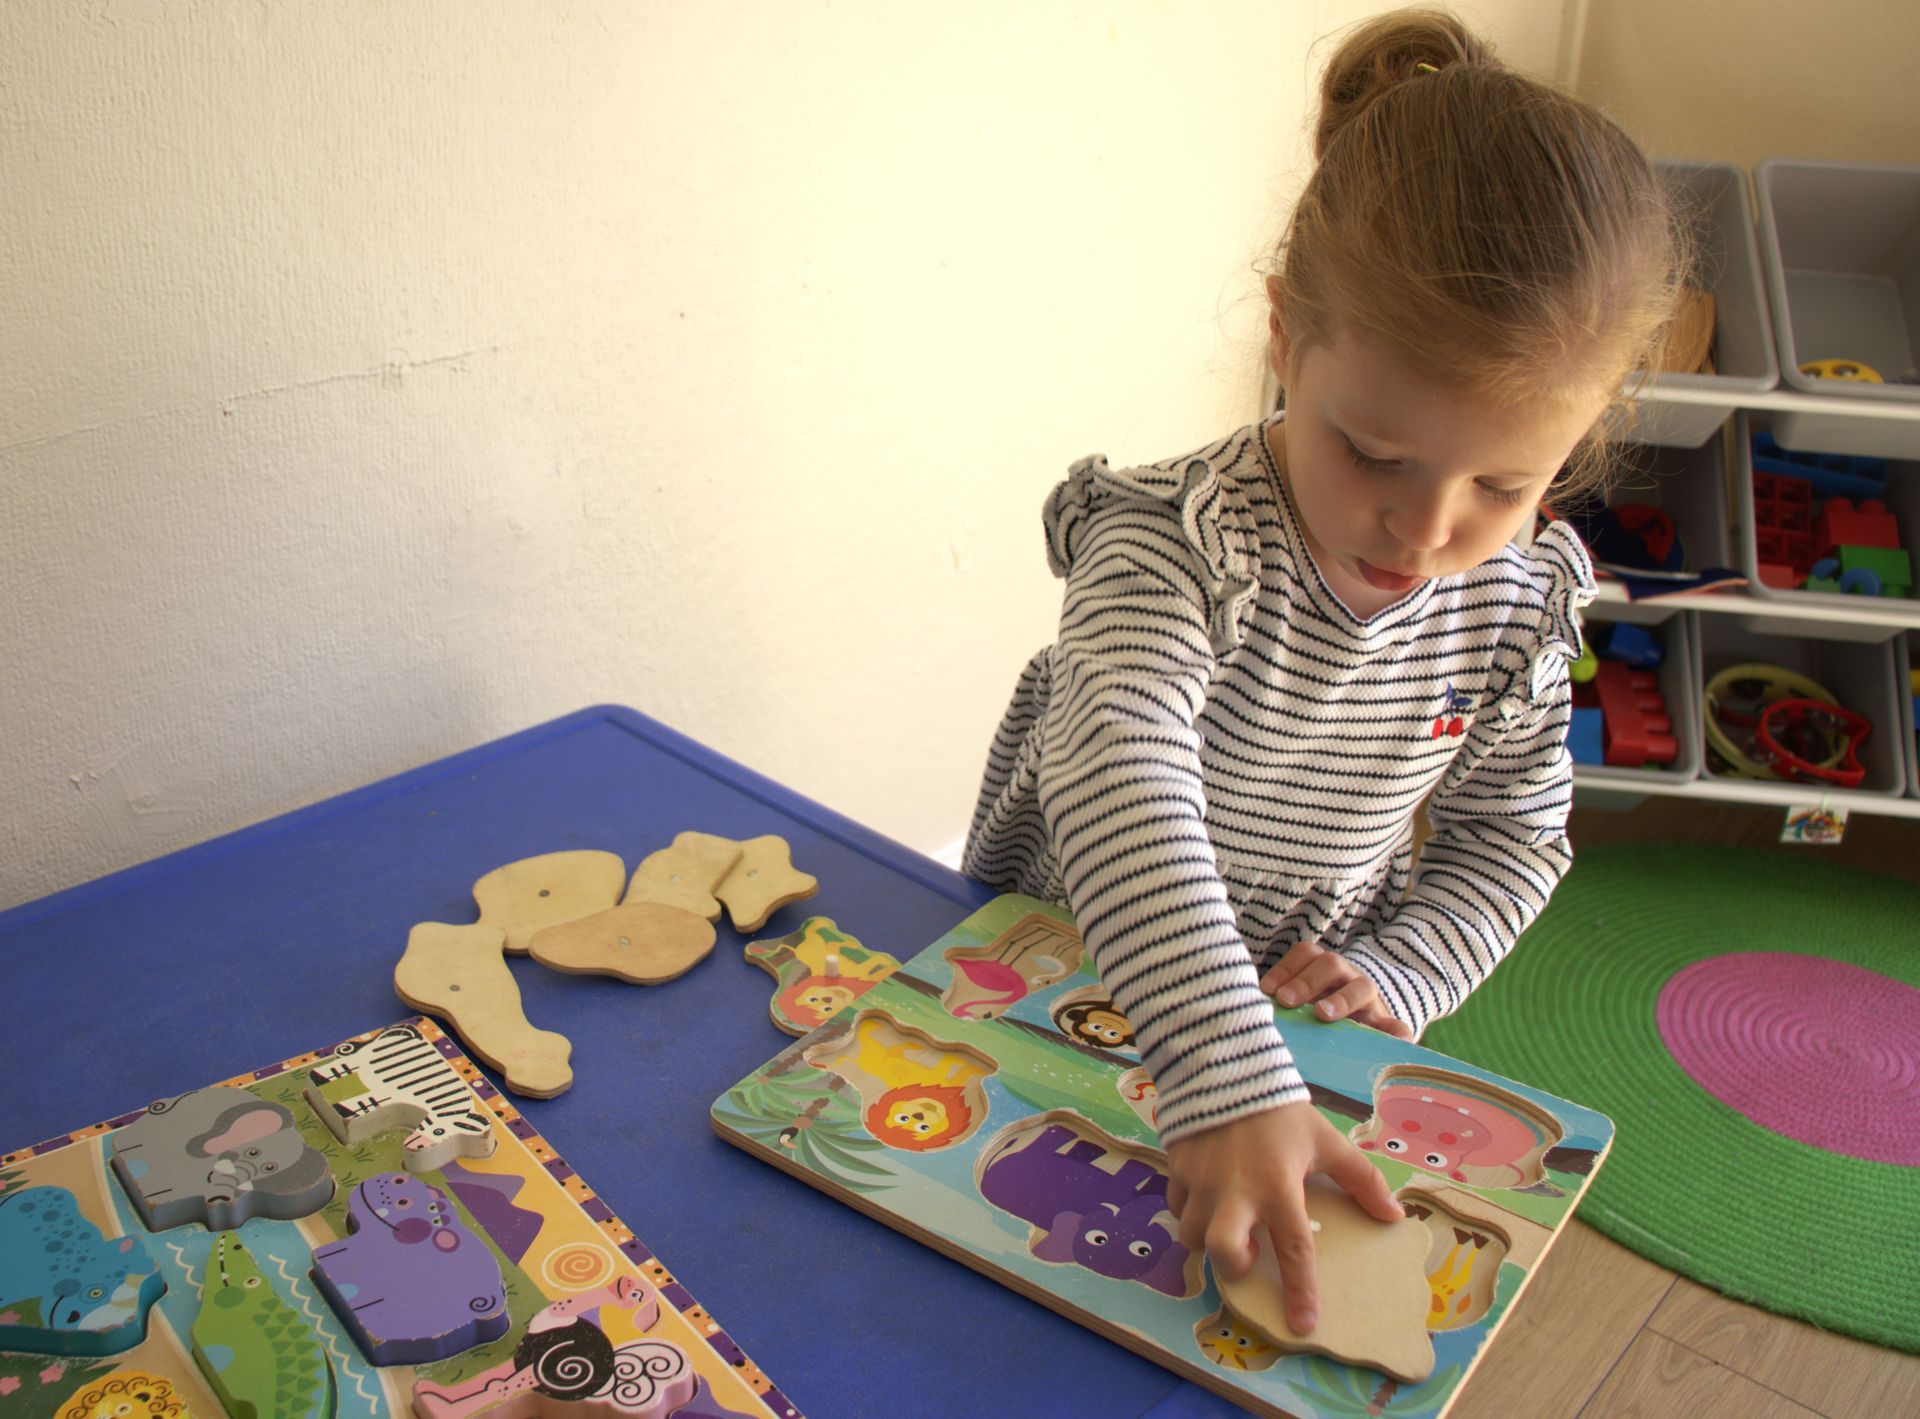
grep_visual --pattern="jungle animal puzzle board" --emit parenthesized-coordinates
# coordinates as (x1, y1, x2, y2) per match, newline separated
(712, 896, 1614, 1419)
(0, 1017, 798, 1419)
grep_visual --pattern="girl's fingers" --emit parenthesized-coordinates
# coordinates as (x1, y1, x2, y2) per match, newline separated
(1205, 1198, 1261, 1282)
(1261, 1187, 1321, 1334)
(1321, 1137, 1405, 1224)
(1273, 955, 1351, 1007)
(1310, 977, 1373, 1020)
(1259, 940, 1325, 994)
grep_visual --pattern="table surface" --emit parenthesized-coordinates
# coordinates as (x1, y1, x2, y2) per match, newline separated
(0, 705, 1243, 1419)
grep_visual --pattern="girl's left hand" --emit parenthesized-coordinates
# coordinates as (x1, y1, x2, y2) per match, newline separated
(1260, 942, 1415, 1040)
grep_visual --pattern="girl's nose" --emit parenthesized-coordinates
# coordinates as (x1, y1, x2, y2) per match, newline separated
(1386, 492, 1452, 553)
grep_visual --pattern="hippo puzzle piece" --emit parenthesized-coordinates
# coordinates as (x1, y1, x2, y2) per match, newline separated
(1216, 1176, 1437, 1384)
(311, 1171, 510, 1366)
(528, 900, 716, 984)
(625, 831, 743, 922)
(473, 849, 626, 955)
(109, 1085, 334, 1233)
(0, 1186, 167, 1356)
(303, 1023, 499, 1173)
(745, 916, 903, 1035)
(714, 835, 819, 933)
(395, 922, 574, 1098)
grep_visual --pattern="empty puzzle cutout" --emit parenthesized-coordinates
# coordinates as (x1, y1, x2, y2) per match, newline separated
(714, 836, 818, 933)
(0, 1186, 166, 1357)
(1352, 1065, 1566, 1191)
(624, 831, 743, 923)
(803, 1010, 998, 1152)
(746, 917, 902, 1035)
(109, 1086, 334, 1233)
(1400, 1189, 1514, 1334)
(1215, 1174, 1435, 1384)
(942, 912, 1084, 1020)
(395, 922, 574, 1098)
(1115, 1066, 1159, 1131)
(1193, 1304, 1281, 1373)
(311, 1171, 509, 1366)
(974, 1111, 1200, 1299)
(528, 901, 716, 984)
(473, 850, 627, 955)
(192, 1230, 337, 1419)
(1049, 986, 1136, 1052)
(304, 1023, 498, 1174)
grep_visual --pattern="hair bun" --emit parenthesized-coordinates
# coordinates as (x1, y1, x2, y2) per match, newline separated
(1314, 8, 1495, 161)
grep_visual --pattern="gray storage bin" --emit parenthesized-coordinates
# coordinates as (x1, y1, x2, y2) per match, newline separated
(1755, 159, 1920, 456)
(1728, 410, 1920, 634)
(1579, 423, 1737, 626)
(1570, 609, 1701, 784)
(1697, 615, 1906, 797)
(1624, 160, 1780, 449)
(1901, 633, 1919, 799)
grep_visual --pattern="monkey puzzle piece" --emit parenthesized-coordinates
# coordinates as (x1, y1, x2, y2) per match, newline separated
(473, 849, 626, 955)
(395, 922, 574, 1098)
(714, 835, 818, 933)
(1216, 1174, 1435, 1384)
(528, 901, 716, 984)
(0, 1186, 167, 1356)
(624, 831, 743, 922)
(109, 1086, 334, 1233)
(303, 1023, 498, 1174)
(745, 916, 903, 1035)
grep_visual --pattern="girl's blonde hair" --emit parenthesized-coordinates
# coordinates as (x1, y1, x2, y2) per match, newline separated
(1268, 8, 1695, 499)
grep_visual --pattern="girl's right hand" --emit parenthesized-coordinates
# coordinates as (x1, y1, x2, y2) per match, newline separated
(1164, 1101, 1402, 1333)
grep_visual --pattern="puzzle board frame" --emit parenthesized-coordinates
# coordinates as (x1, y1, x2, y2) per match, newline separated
(712, 895, 1615, 1419)
(0, 1016, 801, 1419)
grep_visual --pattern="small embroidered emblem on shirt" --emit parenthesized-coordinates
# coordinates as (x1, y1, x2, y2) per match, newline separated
(1431, 684, 1473, 739)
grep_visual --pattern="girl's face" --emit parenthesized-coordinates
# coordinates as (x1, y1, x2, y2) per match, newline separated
(1266, 292, 1609, 616)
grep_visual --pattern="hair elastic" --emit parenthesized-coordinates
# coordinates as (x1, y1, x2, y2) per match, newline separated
(1415, 61, 1439, 74)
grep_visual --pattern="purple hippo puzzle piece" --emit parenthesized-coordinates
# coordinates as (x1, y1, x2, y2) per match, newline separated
(977, 1117, 1195, 1297)
(310, 1172, 508, 1366)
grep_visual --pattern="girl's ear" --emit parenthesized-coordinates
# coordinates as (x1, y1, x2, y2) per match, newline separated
(1264, 275, 1292, 378)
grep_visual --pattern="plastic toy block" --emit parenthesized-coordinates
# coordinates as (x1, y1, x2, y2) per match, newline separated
(1815, 498, 1901, 555)
(1751, 471, 1815, 576)
(1756, 561, 1801, 590)
(1598, 622, 1664, 669)
(1567, 706, 1606, 765)
(1837, 544, 1911, 594)
(1750, 430, 1889, 500)
(1590, 661, 1677, 768)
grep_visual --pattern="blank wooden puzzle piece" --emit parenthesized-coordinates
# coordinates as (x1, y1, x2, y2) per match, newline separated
(1215, 1174, 1435, 1384)
(311, 1171, 509, 1366)
(473, 849, 626, 955)
(192, 1231, 337, 1419)
(303, 1023, 498, 1174)
(395, 922, 574, 1098)
(714, 835, 818, 932)
(745, 916, 903, 1035)
(527, 901, 716, 984)
(624, 831, 742, 922)
(109, 1086, 334, 1233)
(0, 1186, 166, 1357)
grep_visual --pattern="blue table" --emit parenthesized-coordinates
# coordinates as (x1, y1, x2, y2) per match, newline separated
(0, 706, 1241, 1418)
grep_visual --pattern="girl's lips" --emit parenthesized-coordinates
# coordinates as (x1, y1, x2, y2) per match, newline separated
(1357, 559, 1425, 592)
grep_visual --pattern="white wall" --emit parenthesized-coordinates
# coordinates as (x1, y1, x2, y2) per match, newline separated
(1, 1, 1572, 910)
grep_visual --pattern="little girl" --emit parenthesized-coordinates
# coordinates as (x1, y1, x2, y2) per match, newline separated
(964, 7, 1688, 1334)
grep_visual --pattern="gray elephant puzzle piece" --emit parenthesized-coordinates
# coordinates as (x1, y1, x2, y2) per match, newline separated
(110, 1085, 334, 1232)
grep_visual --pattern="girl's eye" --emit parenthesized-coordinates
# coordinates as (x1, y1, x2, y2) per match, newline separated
(1478, 481, 1533, 507)
(1341, 437, 1399, 471)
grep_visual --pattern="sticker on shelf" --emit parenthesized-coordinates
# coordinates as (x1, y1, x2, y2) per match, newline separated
(1781, 803, 1849, 845)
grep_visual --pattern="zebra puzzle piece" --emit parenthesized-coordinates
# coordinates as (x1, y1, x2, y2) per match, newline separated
(303, 1023, 498, 1173)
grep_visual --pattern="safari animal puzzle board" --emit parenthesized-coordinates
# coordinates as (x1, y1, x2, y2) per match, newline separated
(0, 1017, 798, 1419)
(712, 896, 1614, 1419)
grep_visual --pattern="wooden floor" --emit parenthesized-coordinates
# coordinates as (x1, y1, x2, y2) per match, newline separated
(1446, 799, 1920, 1418)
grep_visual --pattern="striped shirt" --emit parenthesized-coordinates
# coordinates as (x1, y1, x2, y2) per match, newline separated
(962, 413, 1596, 1144)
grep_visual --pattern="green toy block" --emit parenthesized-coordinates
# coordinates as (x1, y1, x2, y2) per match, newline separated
(1804, 573, 1842, 593)
(1837, 544, 1911, 595)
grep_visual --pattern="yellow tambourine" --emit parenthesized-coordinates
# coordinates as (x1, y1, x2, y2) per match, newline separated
(1799, 358, 1883, 383)
(1704, 663, 1842, 780)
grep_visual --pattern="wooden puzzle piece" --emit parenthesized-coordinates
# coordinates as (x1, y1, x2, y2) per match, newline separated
(473, 850, 626, 955)
(0, 1186, 166, 1357)
(713, 835, 818, 933)
(311, 1171, 509, 1366)
(803, 1010, 997, 1152)
(623, 831, 742, 922)
(1352, 1065, 1566, 1191)
(49, 1369, 190, 1417)
(974, 1111, 1200, 1299)
(527, 901, 715, 984)
(109, 1086, 334, 1233)
(191, 1231, 337, 1419)
(942, 912, 1084, 1020)
(303, 1023, 498, 1173)
(395, 922, 574, 1098)
(408, 1274, 703, 1418)
(1215, 1174, 1435, 1384)
(745, 917, 902, 1035)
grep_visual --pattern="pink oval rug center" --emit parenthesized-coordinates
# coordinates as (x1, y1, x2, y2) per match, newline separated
(1656, 952, 1920, 1166)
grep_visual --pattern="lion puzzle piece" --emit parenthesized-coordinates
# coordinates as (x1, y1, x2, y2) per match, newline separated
(395, 922, 574, 1098)
(624, 831, 743, 922)
(1215, 1175, 1435, 1384)
(528, 901, 717, 984)
(473, 849, 626, 955)
(714, 835, 818, 933)
(745, 916, 903, 1035)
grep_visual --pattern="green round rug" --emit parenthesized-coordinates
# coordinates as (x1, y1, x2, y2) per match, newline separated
(1420, 842, 1920, 1354)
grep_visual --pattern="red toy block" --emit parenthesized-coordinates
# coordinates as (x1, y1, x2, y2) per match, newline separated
(1814, 497, 1900, 556)
(1756, 561, 1801, 590)
(1590, 661, 1677, 768)
(1751, 472, 1815, 576)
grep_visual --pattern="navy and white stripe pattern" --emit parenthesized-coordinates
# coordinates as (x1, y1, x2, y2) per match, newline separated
(309, 1025, 491, 1153)
(963, 414, 1595, 1144)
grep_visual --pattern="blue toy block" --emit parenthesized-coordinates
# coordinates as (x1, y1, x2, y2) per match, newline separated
(1750, 431, 1888, 500)
(1568, 707, 1606, 765)
(1599, 622, 1664, 669)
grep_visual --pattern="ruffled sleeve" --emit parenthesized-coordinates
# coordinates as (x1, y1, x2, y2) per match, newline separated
(1486, 517, 1601, 729)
